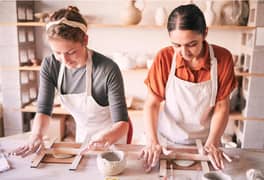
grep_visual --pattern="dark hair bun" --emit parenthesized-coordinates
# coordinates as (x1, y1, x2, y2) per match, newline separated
(67, 6, 79, 13)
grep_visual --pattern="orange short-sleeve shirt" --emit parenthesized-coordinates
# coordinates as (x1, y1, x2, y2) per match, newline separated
(145, 42, 237, 102)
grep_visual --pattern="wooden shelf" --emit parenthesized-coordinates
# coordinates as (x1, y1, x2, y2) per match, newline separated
(128, 109, 264, 121)
(13, 66, 264, 78)
(208, 25, 256, 30)
(229, 112, 264, 121)
(235, 69, 264, 77)
(0, 22, 256, 30)
(20, 104, 264, 121)
(0, 22, 45, 27)
(21, 104, 69, 115)
(80, 24, 257, 31)
(19, 66, 41, 71)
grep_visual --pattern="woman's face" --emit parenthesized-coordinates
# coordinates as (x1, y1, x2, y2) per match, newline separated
(48, 37, 87, 69)
(169, 29, 206, 61)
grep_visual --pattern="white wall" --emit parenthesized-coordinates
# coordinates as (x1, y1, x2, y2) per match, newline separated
(35, 0, 242, 55)
(34, 0, 243, 99)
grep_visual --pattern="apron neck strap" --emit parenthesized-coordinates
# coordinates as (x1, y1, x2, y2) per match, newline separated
(208, 45, 218, 107)
(57, 49, 93, 96)
(86, 49, 93, 96)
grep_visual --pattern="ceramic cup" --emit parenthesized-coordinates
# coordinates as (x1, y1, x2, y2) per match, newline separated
(202, 171, 232, 180)
(97, 150, 126, 176)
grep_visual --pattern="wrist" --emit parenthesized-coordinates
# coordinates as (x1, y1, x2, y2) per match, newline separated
(30, 133, 43, 140)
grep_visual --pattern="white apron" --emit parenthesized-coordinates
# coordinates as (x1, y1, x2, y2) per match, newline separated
(57, 50, 126, 143)
(158, 45, 218, 145)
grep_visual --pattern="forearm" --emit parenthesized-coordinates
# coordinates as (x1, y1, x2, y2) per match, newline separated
(95, 121, 129, 144)
(31, 113, 51, 138)
(206, 98, 230, 147)
(143, 98, 161, 145)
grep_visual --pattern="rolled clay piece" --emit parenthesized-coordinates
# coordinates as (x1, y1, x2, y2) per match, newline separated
(52, 153, 74, 159)
(173, 160, 195, 167)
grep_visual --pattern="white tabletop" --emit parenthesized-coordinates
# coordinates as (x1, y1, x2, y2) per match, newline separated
(1, 134, 264, 180)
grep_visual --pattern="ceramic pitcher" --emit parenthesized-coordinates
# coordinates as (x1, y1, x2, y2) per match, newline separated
(120, 0, 144, 25)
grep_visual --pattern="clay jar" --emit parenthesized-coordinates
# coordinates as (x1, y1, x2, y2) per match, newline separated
(155, 7, 167, 26)
(97, 150, 126, 176)
(121, 0, 142, 25)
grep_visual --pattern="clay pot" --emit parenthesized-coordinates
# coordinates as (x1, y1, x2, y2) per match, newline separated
(97, 150, 126, 176)
(34, 12, 49, 22)
(120, 0, 142, 25)
(30, 58, 41, 66)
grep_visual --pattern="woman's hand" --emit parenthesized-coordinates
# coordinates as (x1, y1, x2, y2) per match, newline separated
(10, 134, 44, 157)
(204, 144, 232, 170)
(80, 133, 110, 154)
(139, 143, 162, 172)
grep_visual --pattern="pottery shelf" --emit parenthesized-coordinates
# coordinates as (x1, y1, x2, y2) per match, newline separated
(19, 66, 41, 71)
(0, 22, 256, 30)
(21, 104, 69, 115)
(20, 103, 264, 121)
(11, 66, 264, 77)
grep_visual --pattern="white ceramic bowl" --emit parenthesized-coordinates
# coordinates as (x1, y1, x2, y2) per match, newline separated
(97, 150, 126, 176)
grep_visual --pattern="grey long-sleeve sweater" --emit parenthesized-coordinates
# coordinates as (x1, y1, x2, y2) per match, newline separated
(37, 50, 128, 122)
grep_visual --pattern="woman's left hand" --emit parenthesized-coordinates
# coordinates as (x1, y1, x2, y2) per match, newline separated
(204, 144, 232, 170)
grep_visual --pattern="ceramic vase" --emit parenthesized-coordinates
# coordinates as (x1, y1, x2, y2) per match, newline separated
(220, 0, 242, 25)
(155, 7, 167, 26)
(204, 0, 216, 26)
(121, 0, 142, 25)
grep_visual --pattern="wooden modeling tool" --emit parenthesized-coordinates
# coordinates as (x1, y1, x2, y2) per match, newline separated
(195, 139, 210, 173)
(159, 139, 211, 174)
(31, 135, 91, 170)
(31, 138, 57, 168)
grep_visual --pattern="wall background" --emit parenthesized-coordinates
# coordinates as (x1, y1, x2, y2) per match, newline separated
(34, 0, 243, 99)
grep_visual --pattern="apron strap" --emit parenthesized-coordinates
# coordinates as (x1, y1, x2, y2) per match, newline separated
(167, 52, 177, 87)
(209, 45, 218, 107)
(56, 49, 93, 96)
(86, 49, 93, 96)
(57, 62, 64, 93)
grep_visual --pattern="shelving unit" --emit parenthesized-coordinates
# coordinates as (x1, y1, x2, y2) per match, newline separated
(9, 65, 264, 78)
(233, 1, 264, 149)
(1, 1, 38, 136)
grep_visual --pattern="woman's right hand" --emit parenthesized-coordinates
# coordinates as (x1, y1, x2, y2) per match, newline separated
(139, 143, 162, 172)
(10, 134, 44, 157)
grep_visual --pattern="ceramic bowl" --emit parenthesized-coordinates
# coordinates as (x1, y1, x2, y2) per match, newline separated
(202, 171, 232, 180)
(97, 150, 126, 176)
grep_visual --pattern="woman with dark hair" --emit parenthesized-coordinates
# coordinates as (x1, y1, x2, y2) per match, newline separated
(140, 4, 237, 171)
(12, 6, 131, 156)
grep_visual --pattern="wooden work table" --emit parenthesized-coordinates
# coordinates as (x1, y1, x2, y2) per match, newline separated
(1, 133, 264, 180)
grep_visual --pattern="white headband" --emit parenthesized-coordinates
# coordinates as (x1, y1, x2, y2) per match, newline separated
(46, 17, 87, 33)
